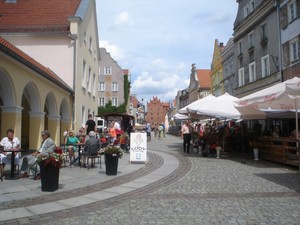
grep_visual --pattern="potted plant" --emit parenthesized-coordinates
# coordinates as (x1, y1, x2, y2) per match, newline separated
(249, 140, 261, 161)
(36, 152, 64, 191)
(100, 145, 123, 175)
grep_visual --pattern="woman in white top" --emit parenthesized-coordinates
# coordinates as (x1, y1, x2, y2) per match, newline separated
(0, 128, 20, 181)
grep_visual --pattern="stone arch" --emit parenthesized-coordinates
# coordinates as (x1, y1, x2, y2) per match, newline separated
(44, 92, 61, 145)
(60, 98, 71, 121)
(0, 68, 16, 106)
(45, 92, 58, 117)
(21, 82, 42, 149)
(0, 68, 17, 137)
(59, 98, 71, 144)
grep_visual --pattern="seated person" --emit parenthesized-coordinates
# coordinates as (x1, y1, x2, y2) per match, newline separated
(0, 128, 20, 181)
(290, 129, 300, 139)
(65, 130, 81, 164)
(18, 130, 56, 179)
(273, 126, 281, 138)
(82, 131, 100, 168)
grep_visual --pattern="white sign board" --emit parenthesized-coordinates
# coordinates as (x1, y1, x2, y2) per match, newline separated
(130, 132, 147, 163)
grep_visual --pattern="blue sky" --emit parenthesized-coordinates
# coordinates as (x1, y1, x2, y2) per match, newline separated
(96, 1, 238, 104)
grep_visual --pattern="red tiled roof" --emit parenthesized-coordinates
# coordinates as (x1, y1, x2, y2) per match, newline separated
(0, 0, 81, 33)
(0, 36, 73, 93)
(197, 69, 211, 88)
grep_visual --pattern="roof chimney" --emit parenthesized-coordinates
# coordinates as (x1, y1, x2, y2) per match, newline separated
(219, 42, 224, 47)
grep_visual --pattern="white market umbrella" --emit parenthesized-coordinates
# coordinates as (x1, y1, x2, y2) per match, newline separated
(164, 114, 169, 131)
(178, 94, 216, 114)
(173, 113, 190, 120)
(197, 93, 266, 120)
(186, 94, 217, 114)
(235, 77, 300, 138)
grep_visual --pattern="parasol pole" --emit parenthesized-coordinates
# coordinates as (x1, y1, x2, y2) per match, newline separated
(296, 98, 299, 140)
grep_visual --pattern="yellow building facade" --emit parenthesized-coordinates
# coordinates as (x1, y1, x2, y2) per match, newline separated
(0, 37, 73, 150)
(210, 39, 225, 96)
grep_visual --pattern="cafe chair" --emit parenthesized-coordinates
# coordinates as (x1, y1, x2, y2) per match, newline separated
(86, 152, 102, 170)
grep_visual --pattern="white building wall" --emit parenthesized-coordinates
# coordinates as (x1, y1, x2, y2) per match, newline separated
(1, 35, 74, 88)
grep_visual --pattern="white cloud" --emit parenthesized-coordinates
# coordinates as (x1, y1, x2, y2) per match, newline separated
(99, 40, 125, 61)
(131, 72, 190, 103)
(114, 11, 131, 26)
(97, 0, 238, 103)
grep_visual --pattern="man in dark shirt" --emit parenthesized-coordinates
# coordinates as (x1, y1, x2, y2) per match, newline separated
(85, 114, 96, 140)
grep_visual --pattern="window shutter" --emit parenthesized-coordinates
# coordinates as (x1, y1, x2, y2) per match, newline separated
(280, 5, 288, 29)
(282, 42, 290, 66)
(297, 0, 300, 18)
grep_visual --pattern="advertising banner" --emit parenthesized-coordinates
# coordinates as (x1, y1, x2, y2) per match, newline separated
(130, 132, 147, 163)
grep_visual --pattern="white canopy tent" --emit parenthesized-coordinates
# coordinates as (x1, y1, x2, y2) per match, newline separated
(178, 94, 216, 114)
(235, 77, 300, 138)
(196, 93, 266, 120)
(173, 113, 190, 120)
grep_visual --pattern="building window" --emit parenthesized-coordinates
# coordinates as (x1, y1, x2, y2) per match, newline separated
(92, 73, 96, 96)
(89, 36, 93, 52)
(250, 0, 255, 12)
(112, 97, 118, 106)
(261, 55, 270, 77)
(112, 82, 118, 91)
(238, 41, 242, 55)
(84, 32, 87, 45)
(87, 67, 91, 93)
(249, 62, 256, 82)
(238, 68, 245, 87)
(290, 38, 299, 62)
(244, 4, 250, 18)
(99, 97, 105, 106)
(288, 0, 297, 22)
(248, 31, 254, 49)
(104, 67, 112, 75)
(230, 61, 233, 75)
(260, 23, 267, 40)
(99, 82, 105, 91)
(82, 60, 86, 88)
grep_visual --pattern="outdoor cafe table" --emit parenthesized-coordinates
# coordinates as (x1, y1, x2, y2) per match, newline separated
(3, 148, 26, 179)
(70, 142, 84, 166)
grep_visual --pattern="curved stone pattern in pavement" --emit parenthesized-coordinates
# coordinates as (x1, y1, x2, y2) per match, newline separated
(1, 134, 300, 225)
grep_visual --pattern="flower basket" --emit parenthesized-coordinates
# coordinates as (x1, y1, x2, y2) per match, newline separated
(36, 152, 63, 192)
(105, 154, 119, 175)
(249, 140, 261, 161)
(100, 145, 123, 175)
(39, 162, 59, 191)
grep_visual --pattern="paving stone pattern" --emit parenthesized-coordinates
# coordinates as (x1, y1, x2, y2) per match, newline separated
(1, 134, 300, 225)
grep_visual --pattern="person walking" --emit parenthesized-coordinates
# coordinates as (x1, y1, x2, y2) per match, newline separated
(109, 122, 117, 144)
(145, 121, 151, 141)
(181, 120, 192, 154)
(85, 114, 96, 140)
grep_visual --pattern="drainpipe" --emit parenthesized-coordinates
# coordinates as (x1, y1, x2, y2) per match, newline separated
(68, 33, 77, 129)
(276, 0, 283, 82)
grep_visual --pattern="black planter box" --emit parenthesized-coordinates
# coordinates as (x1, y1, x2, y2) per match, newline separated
(39, 163, 59, 192)
(105, 154, 118, 175)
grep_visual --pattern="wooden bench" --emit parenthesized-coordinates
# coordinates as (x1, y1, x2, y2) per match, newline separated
(258, 137, 300, 170)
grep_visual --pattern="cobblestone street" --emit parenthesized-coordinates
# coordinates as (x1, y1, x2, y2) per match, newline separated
(1, 134, 300, 225)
